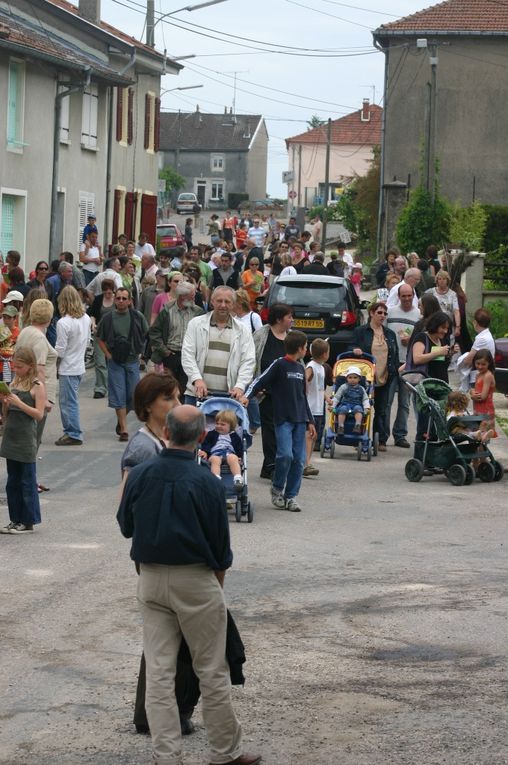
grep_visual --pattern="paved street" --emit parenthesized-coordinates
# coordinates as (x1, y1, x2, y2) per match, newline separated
(1, 371, 508, 765)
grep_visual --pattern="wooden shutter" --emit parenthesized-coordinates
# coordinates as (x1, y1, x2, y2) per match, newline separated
(116, 87, 123, 142)
(144, 93, 150, 149)
(124, 192, 136, 240)
(154, 97, 161, 152)
(140, 194, 157, 245)
(127, 88, 134, 145)
(112, 189, 122, 244)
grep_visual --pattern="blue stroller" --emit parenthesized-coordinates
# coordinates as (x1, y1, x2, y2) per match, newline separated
(197, 396, 253, 523)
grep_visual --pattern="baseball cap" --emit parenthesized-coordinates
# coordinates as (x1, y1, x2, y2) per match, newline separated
(3, 290, 24, 303)
(345, 366, 362, 377)
(2, 305, 19, 317)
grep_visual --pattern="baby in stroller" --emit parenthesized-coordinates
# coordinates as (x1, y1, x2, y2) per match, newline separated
(446, 391, 494, 444)
(198, 409, 244, 492)
(332, 365, 370, 434)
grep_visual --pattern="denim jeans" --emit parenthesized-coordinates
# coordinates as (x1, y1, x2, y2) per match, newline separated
(6, 460, 41, 525)
(93, 339, 108, 396)
(247, 398, 261, 430)
(107, 360, 139, 411)
(273, 421, 307, 499)
(386, 374, 412, 442)
(58, 374, 83, 440)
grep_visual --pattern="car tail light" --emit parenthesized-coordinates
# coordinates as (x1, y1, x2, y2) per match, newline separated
(341, 310, 357, 327)
(495, 352, 502, 364)
(260, 306, 269, 323)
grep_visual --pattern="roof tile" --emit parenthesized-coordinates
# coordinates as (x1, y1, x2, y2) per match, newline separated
(286, 104, 382, 146)
(159, 111, 264, 151)
(377, 0, 508, 33)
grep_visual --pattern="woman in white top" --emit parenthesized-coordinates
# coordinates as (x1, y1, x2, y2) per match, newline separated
(279, 253, 297, 277)
(234, 288, 263, 332)
(54, 286, 91, 446)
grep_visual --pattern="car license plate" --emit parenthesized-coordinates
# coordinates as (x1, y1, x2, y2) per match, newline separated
(293, 319, 324, 329)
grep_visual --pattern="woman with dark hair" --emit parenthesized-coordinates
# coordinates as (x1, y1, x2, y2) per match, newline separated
(252, 303, 294, 478)
(28, 261, 54, 300)
(88, 279, 115, 399)
(351, 301, 400, 451)
(4, 267, 29, 298)
(375, 249, 397, 288)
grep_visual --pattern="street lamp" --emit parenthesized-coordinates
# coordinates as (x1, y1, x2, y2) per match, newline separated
(147, 0, 228, 47)
(160, 85, 204, 97)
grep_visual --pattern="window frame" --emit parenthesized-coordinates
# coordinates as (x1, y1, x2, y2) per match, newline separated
(210, 154, 225, 172)
(210, 180, 225, 201)
(81, 83, 99, 151)
(7, 59, 26, 153)
(0, 188, 27, 267)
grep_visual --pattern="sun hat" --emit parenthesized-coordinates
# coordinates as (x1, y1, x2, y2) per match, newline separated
(345, 365, 362, 378)
(353, 262, 363, 270)
(3, 291, 24, 303)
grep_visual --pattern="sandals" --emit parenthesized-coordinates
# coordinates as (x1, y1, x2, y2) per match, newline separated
(119, 432, 129, 442)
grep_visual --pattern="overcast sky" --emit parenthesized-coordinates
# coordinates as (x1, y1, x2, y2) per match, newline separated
(101, 0, 427, 196)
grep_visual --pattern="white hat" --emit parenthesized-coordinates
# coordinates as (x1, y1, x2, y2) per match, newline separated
(345, 365, 362, 377)
(3, 290, 24, 303)
(353, 262, 363, 270)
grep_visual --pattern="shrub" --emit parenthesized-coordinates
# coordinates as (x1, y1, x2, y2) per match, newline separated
(484, 299, 508, 338)
(228, 192, 249, 210)
(482, 205, 508, 253)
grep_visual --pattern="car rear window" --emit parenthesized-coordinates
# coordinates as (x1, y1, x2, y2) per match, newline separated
(178, 194, 195, 201)
(157, 226, 177, 237)
(270, 281, 348, 310)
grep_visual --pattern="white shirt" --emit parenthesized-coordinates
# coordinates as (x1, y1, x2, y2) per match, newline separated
(87, 269, 123, 296)
(247, 226, 267, 248)
(79, 243, 101, 273)
(386, 281, 419, 309)
(386, 305, 421, 362)
(472, 328, 495, 357)
(306, 360, 325, 416)
(280, 265, 297, 277)
(135, 241, 156, 259)
(55, 314, 91, 375)
(237, 311, 262, 333)
(341, 252, 354, 278)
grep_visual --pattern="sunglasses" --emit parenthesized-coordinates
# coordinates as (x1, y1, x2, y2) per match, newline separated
(375, 310, 388, 315)
(38, 266, 49, 271)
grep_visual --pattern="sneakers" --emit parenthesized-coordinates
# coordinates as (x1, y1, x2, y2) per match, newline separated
(353, 423, 361, 434)
(285, 498, 302, 513)
(0, 522, 17, 534)
(55, 435, 83, 446)
(270, 487, 286, 509)
(233, 475, 244, 493)
(303, 464, 319, 477)
(7, 523, 34, 534)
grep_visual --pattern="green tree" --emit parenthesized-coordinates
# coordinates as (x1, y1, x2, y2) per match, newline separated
(159, 165, 186, 193)
(396, 178, 450, 255)
(307, 114, 325, 130)
(448, 200, 487, 252)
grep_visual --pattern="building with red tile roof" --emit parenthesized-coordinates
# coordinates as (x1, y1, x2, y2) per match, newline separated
(372, 0, 508, 252)
(284, 100, 382, 208)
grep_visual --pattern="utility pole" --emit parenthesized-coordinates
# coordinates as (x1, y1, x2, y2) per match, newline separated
(297, 144, 302, 208)
(320, 118, 332, 251)
(146, 0, 154, 46)
(428, 42, 438, 202)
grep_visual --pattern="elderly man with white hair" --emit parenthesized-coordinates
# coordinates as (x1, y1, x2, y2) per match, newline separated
(181, 285, 256, 403)
(149, 281, 204, 396)
(386, 267, 421, 309)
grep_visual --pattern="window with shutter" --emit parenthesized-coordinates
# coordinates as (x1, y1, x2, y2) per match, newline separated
(0, 192, 27, 263)
(154, 97, 161, 152)
(1, 196, 15, 253)
(77, 192, 96, 251)
(7, 59, 25, 151)
(81, 84, 99, 149)
(116, 87, 124, 142)
(58, 84, 71, 143)
(127, 88, 134, 145)
(144, 93, 150, 150)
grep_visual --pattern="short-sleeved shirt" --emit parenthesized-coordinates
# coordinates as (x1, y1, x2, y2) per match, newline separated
(121, 428, 164, 473)
(472, 328, 495, 357)
(386, 305, 421, 362)
(16, 326, 58, 403)
(411, 331, 448, 382)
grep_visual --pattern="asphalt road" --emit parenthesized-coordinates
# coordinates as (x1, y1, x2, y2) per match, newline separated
(1, 370, 508, 765)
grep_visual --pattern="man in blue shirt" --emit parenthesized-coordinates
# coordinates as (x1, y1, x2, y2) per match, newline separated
(117, 405, 260, 765)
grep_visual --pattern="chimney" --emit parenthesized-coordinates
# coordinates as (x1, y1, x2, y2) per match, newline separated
(78, 0, 101, 24)
(196, 104, 200, 112)
(361, 98, 371, 123)
(224, 106, 227, 114)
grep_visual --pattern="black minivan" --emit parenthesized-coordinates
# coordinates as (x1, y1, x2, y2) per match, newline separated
(259, 275, 363, 360)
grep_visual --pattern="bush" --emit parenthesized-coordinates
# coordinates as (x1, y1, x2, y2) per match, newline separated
(228, 192, 248, 210)
(396, 184, 451, 255)
(484, 299, 508, 338)
(482, 205, 508, 253)
(448, 201, 487, 251)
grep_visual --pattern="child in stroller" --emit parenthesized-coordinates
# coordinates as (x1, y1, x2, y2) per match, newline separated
(332, 365, 370, 434)
(446, 391, 494, 444)
(199, 409, 244, 492)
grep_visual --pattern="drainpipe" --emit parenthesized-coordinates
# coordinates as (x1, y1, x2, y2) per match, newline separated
(104, 50, 137, 248)
(49, 67, 91, 259)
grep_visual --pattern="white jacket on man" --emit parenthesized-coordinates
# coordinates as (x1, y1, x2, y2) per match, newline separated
(181, 313, 256, 396)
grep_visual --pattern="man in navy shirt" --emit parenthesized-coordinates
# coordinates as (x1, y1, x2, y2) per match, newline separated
(117, 405, 260, 765)
(244, 331, 316, 513)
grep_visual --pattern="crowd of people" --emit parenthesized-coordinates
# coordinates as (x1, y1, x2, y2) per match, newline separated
(0, 213, 501, 765)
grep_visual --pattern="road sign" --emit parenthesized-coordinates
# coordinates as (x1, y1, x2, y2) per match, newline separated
(282, 171, 294, 184)
(288, 190, 297, 199)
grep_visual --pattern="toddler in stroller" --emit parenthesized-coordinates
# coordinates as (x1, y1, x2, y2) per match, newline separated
(199, 409, 244, 491)
(332, 365, 370, 434)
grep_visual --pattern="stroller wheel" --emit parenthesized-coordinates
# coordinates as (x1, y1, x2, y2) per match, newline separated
(493, 460, 504, 482)
(329, 441, 335, 459)
(372, 432, 379, 457)
(448, 463, 466, 486)
(235, 500, 243, 523)
(367, 445, 372, 462)
(477, 461, 495, 483)
(464, 464, 475, 485)
(405, 458, 424, 482)
(320, 438, 326, 458)
(357, 442, 362, 461)
(246, 501, 254, 523)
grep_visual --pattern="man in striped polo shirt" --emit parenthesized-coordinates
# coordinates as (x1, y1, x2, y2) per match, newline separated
(181, 286, 256, 403)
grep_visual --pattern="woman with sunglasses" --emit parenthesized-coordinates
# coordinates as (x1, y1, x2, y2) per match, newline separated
(351, 301, 399, 451)
(28, 261, 53, 298)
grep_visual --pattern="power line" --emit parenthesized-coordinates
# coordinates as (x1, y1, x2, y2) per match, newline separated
(284, 0, 374, 29)
(318, 0, 399, 17)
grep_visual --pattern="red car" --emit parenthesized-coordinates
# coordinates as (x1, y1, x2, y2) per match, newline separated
(157, 223, 184, 249)
(494, 337, 508, 395)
